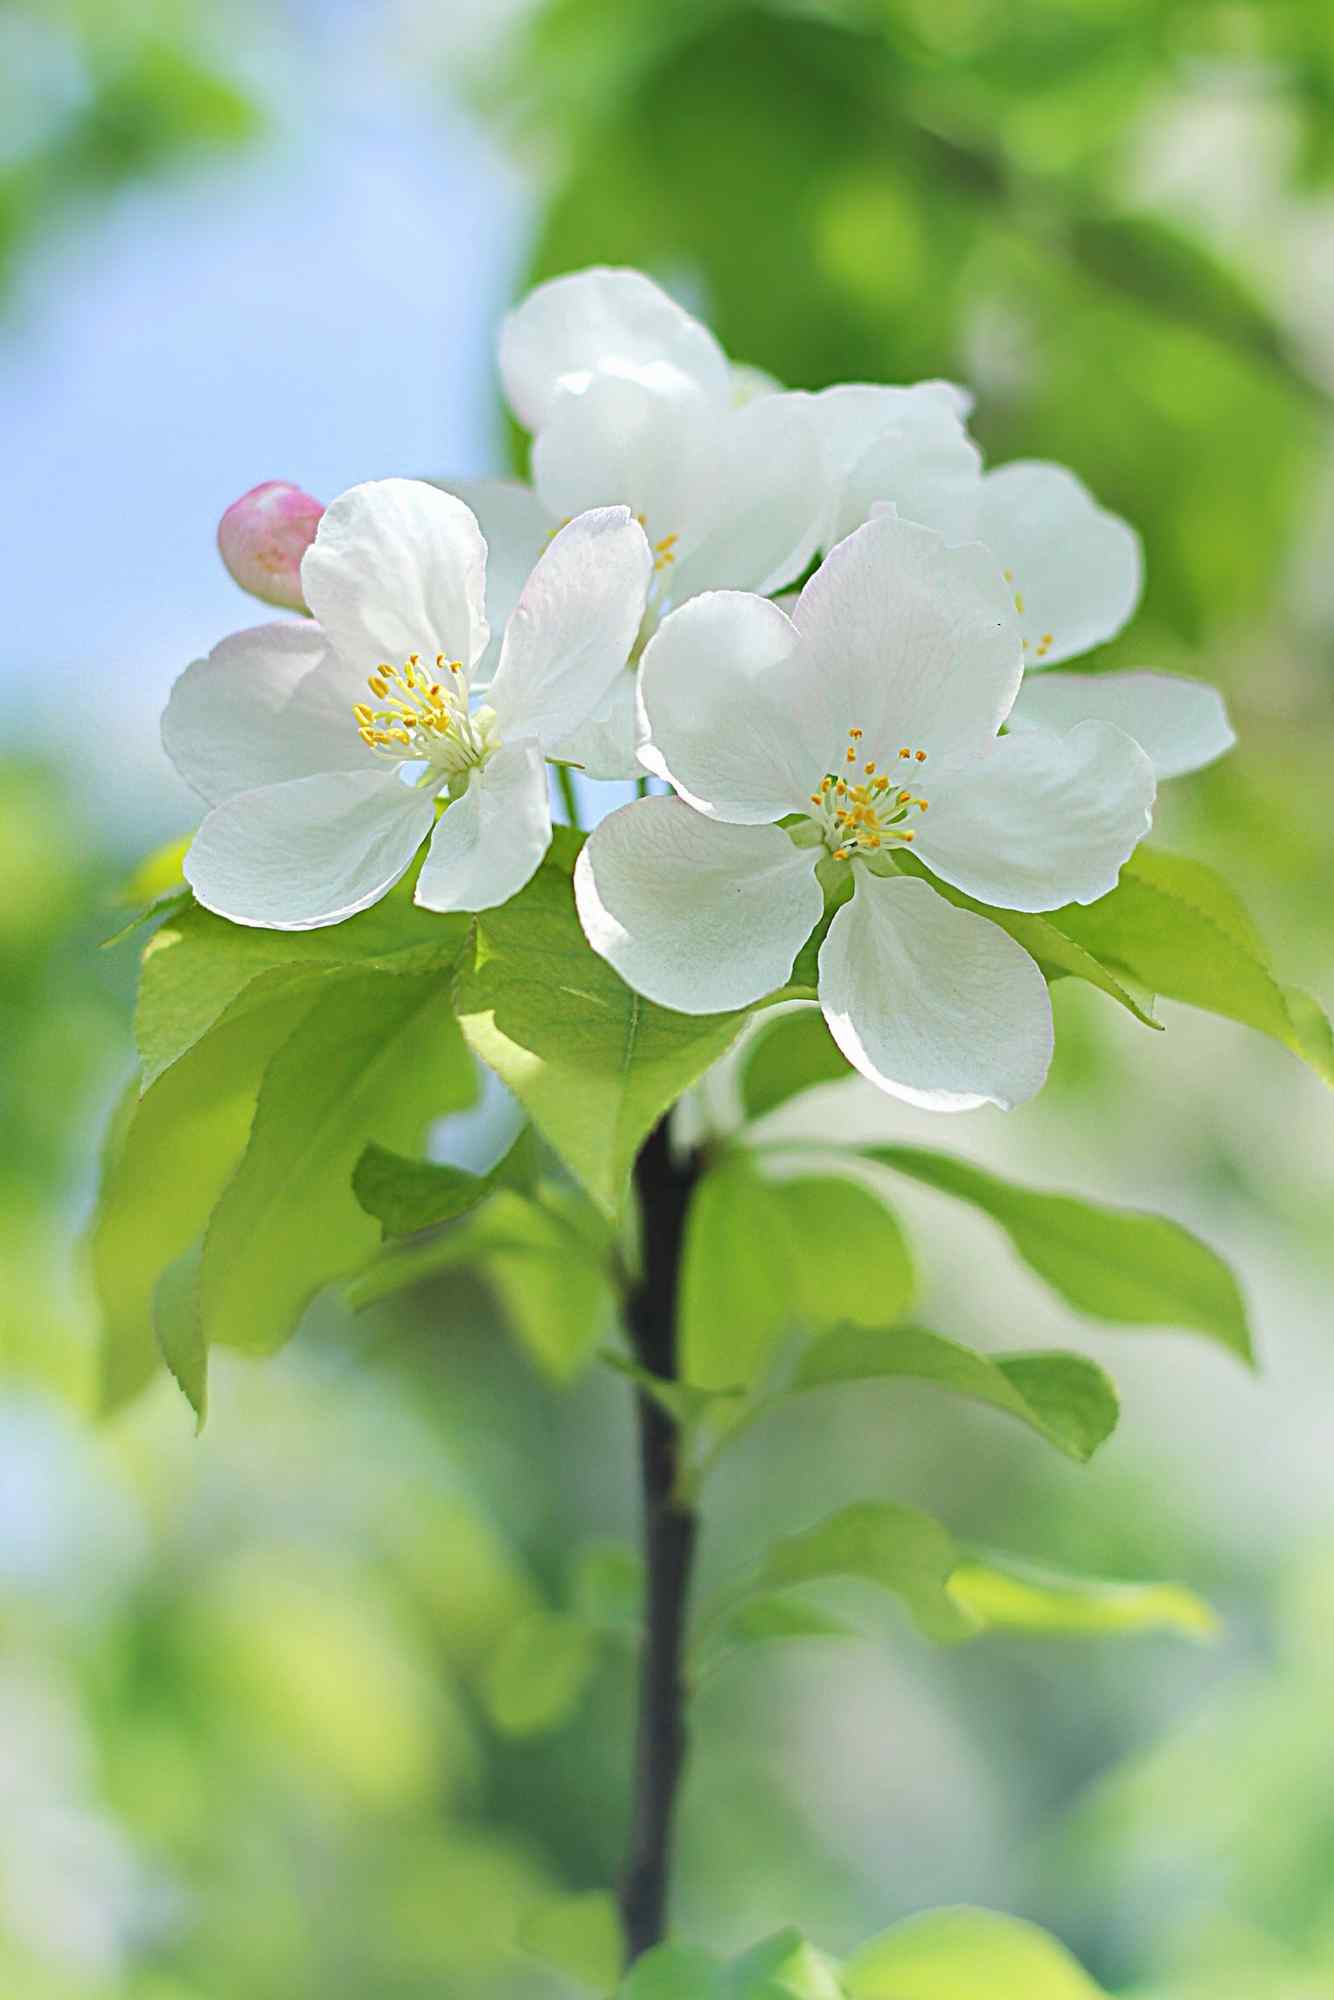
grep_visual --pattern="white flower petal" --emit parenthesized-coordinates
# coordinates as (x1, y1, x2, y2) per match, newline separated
(431, 477, 553, 679)
(1008, 669, 1235, 780)
(819, 875, 1053, 1111)
(973, 461, 1141, 668)
(550, 671, 641, 781)
(821, 387, 983, 546)
(487, 507, 652, 750)
(790, 513, 1023, 767)
(917, 721, 1155, 912)
(663, 390, 825, 601)
(300, 478, 489, 679)
(574, 797, 823, 1014)
(184, 769, 434, 931)
(499, 266, 730, 430)
(413, 741, 551, 915)
(637, 591, 814, 821)
(162, 623, 372, 806)
(530, 371, 714, 542)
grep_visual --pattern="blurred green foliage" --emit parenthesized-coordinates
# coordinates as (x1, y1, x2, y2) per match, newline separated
(0, 1, 258, 305)
(4, 0, 1334, 1994)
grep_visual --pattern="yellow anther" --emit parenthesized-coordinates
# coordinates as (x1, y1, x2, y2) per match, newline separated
(864, 761, 876, 775)
(898, 789, 912, 803)
(1014, 592, 1025, 614)
(354, 704, 373, 724)
(848, 726, 864, 740)
(368, 675, 388, 698)
(845, 746, 858, 763)
(1003, 568, 1014, 583)
(810, 793, 823, 807)
(899, 747, 911, 759)
(915, 749, 927, 762)
(917, 799, 928, 811)
(901, 829, 915, 843)
(833, 846, 850, 860)
(1041, 632, 1053, 646)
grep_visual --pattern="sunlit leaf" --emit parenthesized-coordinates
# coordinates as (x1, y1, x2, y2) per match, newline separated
(1051, 847, 1334, 1086)
(949, 1551, 1218, 1641)
(453, 851, 746, 1215)
(519, 1889, 623, 1993)
(788, 1325, 1118, 1462)
(200, 968, 475, 1357)
(481, 1608, 598, 1738)
(844, 1906, 1108, 1998)
(857, 1145, 1252, 1363)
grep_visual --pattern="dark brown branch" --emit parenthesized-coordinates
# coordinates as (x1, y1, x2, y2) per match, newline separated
(618, 1118, 701, 1964)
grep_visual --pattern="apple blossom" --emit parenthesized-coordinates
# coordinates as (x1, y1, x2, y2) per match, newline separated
(575, 513, 1156, 1111)
(164, 479, 652, 930)
(217, 479, 324, 613)
(432, 269, 828, 776)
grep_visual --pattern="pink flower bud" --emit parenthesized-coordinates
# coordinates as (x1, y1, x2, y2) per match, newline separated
(217, 480, 324, 613)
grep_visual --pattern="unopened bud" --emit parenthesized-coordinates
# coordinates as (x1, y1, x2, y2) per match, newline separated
(217, 480, 324, 613)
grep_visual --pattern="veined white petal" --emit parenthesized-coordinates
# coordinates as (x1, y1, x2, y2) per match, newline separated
(413, 740, 551, 914)
(973, 460, 1142, 668)
(431, 477, 553, 680)
(301, 478, 489, 680)
(550, 671, 641, 781)
(1008, 669, 1235, 781)
(637, 591, 815, 822)
(819, 875, 1053, 1111)
(499, 266, 730, 430)
(487, 507, 652, 750)
(184, 769, 434, 931)
(162, 623, 372, 806)
(574, 797, 823, 1014)
(531, 371, 715, 544)
(664, 390, 825, 601)
(790, 514, 1023, 768)
(917, 721, 1156, 912)
(824, 389, 983, 547)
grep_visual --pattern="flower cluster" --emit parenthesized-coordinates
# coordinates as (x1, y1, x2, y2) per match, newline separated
(168, 266, 1235, 1107)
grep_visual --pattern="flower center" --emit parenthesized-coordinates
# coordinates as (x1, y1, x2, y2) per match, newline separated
(1004, 568, 1055, 662)
(354, 653, 497, 784)
(807, 728, 929, 861)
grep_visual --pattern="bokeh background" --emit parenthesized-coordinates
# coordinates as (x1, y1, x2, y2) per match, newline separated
(4, 1, 1334, 1994)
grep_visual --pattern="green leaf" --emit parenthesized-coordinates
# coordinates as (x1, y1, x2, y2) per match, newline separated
(738, 1006, 851, 1120)
(89, 987, 317, 1410)
(681, 1155, 798, 1392)
(353, 1145, 489, 1239)
(200, 968, 475, 1357)
(681, 1157, 915, 1391)
(898, 855, 1160, 1030)
(857, 1145, 1253, 1364)
(519, 1890, 622, 1993)
(480, 1190, 615, 1381)
(949, 1551, 1218, 1641)
(695, 1506, 1215, 1671)
(789, 1326, 1118, 1462)
(452, 852, 746, 1214)
(698, 1502, 980, 1663)
(154, 1244, 206, 1429)
(136, 889, 468, 1088)
(618, 1930, 844, 1999)
(353, 1125, 542, 1241)
(1050, 847, 1334, 1084)
(621, 1945, 727, 1999)
(844, 1906, 1107, 1998)
(480, 1608, 598, 1738)
(570, 1542, 644, 1637)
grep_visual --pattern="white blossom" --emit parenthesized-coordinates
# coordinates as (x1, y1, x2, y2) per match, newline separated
(163, 479, 651, 929)
(576, 514, 1156, 1111)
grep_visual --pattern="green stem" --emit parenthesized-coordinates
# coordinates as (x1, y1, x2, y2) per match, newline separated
(556, 762, 581, 828)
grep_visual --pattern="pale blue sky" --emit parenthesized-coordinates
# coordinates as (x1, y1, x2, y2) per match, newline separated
(1, 58, 529, 847)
